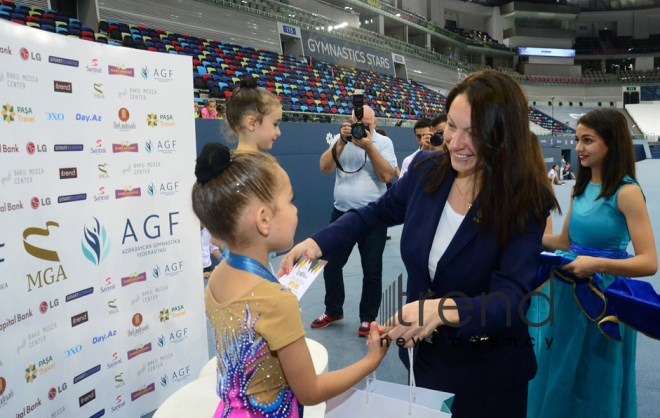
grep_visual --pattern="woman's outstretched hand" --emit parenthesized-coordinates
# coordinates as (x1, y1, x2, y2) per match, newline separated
(277, 238, 323, 278)
(379, 298, 459, 348)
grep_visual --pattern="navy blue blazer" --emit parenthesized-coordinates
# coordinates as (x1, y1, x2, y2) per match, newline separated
(312, 151, 543, 395)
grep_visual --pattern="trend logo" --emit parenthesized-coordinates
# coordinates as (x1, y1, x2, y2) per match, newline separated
(2, 103, 15, 123)
(146, 113, 158, 127)
(82, 218, 111, 266)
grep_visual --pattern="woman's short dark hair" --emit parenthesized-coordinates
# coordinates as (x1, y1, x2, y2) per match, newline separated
(192, 150, 280, 248)
(421, 70, 559, 244)
(573, 109, 636, 199)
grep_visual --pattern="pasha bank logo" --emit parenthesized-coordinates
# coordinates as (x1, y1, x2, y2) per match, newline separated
(81, 218, 111, 266)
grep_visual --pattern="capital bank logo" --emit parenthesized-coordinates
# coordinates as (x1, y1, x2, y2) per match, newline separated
(0, 45, 12, 55)
(20, 47, 41, 61)
(108, 64, 134, 77)
(53, 81, 72, 93)
(81, 218, 111, 266)
(23, 221, 69, 292)
(93, 83, 105, 99)
(115, 186, 141, 199)
(94, 187, 110, 203)
(147, 113, 158, 127)
(91, 140, 107, 154)
(87, 59, 102, 74)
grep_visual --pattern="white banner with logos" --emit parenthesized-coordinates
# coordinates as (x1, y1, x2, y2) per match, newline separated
(0, 20, 208, 418)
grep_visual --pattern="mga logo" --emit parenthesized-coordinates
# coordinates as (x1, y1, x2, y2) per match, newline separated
(59, 167, 77, 179)
(108, 299, 118, 315)
(115, 187, 141, 199)
(108, 65, 134, 77)
(81, 218, 111, 266)
(53, 81, 72, 93)
(115, 373, 125, 389)
(98, 164, 109, 178)
(91, 140, 107, 155)
(20, 47, 41, 61)
(71, 311, 88, 327)
(93, 83, 105, 99)
(87, 59, 102, 74)
(147, 113, 158, 127)
(23, 222, 69, 292)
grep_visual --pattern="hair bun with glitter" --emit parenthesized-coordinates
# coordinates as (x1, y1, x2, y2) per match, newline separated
(195, 142, 231, 184)
(239, 75, 258, 89)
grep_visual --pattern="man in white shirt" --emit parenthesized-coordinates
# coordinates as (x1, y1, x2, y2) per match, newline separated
(400, 118, 432, 178)
(313, 105, 396, 337)
(201, 226, 221, 278)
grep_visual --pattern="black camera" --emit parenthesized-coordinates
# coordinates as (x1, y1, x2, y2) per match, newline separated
(430, 130, 444, 147)
(349, 89, 367, 141)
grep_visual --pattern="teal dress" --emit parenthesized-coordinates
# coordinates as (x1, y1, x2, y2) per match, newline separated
(528, 176, 638, 418)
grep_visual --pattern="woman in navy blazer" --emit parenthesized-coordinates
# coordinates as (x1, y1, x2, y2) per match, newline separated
(279, 70, 559, 417)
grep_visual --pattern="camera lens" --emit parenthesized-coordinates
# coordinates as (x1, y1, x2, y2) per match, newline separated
(351, 125, 366, 140)
(430, 130, 444, 147)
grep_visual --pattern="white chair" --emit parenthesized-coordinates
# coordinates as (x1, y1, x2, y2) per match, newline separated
(155, 338, 328, 418)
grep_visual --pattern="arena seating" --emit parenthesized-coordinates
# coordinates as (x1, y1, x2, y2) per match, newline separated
(444, 26, 512, 52)
(529, 108, 575, 134)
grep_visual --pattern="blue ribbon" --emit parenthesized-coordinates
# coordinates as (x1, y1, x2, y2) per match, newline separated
(534, 244, 660, 342)
(225, 252, 279, 284)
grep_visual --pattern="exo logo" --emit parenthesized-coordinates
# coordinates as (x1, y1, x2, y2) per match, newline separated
(46, 112, 64, 121)
(65, 345, 82, 358)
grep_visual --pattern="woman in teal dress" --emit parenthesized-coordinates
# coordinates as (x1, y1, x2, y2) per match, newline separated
(528, 109, 658, 417)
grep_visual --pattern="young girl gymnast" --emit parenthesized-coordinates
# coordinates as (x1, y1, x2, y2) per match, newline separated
(192, 143, 390, 418)
(225, 76, 282, 151)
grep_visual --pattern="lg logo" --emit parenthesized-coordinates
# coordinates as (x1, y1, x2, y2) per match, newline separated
(26, 142, 46, 155)
(46, 112, 64, 121)
(31, 197, 51, 210)
(20, 47, 41, 61)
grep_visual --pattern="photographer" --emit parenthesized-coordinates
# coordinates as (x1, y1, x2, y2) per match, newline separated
(430, 114, 448, 152)
(316, 104, 397, 337)
(400, 118, 432, 178)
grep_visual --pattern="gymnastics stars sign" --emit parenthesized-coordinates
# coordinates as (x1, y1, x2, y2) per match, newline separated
(0, 19, 207, 418)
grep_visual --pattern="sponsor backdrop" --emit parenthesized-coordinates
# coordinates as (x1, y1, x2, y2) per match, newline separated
(0, 20, 208, 418)
(300, 29, 396, 76)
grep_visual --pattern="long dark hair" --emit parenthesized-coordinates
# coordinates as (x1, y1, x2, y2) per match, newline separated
(573, 109, 636, 199)
(421, 70, 558, 244)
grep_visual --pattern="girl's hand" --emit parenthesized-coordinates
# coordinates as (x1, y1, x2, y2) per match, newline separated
(379, 298, 457, 348)
(562, 256, 601, 278)
(364, 322, 389, 370)
(277, 238, 322, 278)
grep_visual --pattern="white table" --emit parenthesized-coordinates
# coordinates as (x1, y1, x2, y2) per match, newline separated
(154, 338, 328, 418)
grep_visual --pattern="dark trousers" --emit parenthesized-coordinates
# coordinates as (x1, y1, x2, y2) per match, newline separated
(323, 207, 387, 322)
(414, 345, 528, 418)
